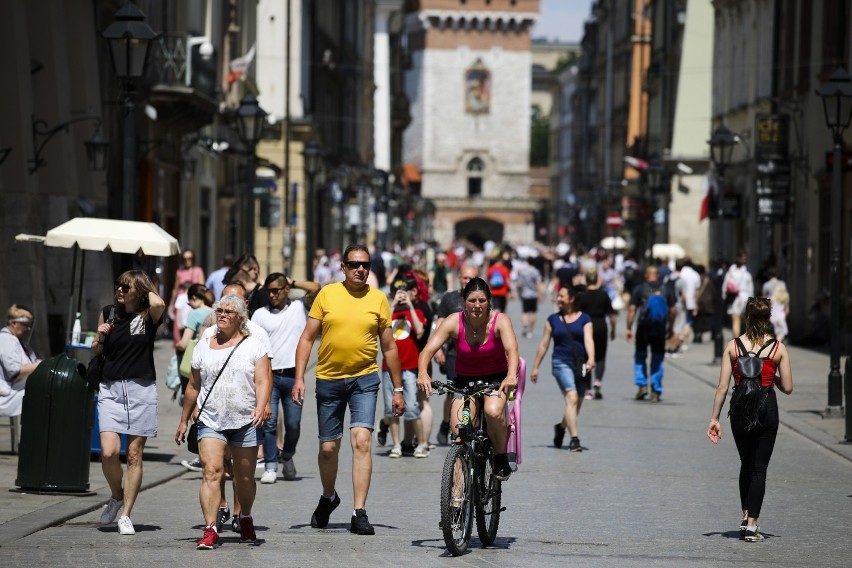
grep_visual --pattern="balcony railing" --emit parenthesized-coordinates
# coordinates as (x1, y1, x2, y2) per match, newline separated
(147, 33, 218, 101)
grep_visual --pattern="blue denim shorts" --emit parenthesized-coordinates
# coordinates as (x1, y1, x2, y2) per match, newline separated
(315, 372, 381, 442)
(382, 369, 420, 421)
(197, 421, 262, 447)
(552, 360, 588, 396)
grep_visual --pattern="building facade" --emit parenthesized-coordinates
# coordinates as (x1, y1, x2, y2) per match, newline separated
(402, 0, 540, 247)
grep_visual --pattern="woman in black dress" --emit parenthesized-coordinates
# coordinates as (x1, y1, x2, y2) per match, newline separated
(576, 269, 617, 399)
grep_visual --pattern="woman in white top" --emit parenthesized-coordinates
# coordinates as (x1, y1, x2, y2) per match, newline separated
(175, 294, 272, 550)
(0, 305, 41, 415)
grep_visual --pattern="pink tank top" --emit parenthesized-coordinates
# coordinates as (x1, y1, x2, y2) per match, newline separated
(454, 312, 508, 376)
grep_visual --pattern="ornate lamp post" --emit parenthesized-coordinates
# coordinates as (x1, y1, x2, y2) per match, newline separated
(817, 68, 852, 419)
(646, 157, 663, 259)
(235, 94, 268, 253)
(302, 141, 322, 280)
(708, 124, 737, 364)
(102, 3, 159, 221)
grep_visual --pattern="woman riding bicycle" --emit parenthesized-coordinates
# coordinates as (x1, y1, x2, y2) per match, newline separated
(417, 277, 519, 480)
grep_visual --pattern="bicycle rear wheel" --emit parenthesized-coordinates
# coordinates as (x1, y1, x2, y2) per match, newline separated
(475, 449, 502, 545)
(440, 444, 473, 556)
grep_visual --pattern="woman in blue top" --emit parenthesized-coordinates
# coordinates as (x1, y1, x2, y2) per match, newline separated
(531, 285, 595, 452)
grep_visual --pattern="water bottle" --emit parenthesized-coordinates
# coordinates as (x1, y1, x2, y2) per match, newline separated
(71, 312, 82, 345)
(461, 407, 470, 425)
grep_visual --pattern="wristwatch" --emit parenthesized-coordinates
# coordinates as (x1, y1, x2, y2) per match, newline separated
(393, 387, 404, 392)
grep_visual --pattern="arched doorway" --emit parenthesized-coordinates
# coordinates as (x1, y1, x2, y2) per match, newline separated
(455, 217, 503, 248)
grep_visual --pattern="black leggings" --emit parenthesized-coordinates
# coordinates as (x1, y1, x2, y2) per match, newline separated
(731, 389, 779, 519)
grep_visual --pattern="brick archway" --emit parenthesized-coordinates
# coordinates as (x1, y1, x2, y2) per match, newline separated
(455, 217, 503, 248)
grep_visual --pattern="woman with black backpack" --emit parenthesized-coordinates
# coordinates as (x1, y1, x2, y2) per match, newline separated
(707, 297, 793, 542)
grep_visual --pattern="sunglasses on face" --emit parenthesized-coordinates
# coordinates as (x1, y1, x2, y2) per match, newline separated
(267, 287, 285, 295)
(214, 308, 237, 317)
(114, 281, 131, 293)
(344, 261, 371, 270)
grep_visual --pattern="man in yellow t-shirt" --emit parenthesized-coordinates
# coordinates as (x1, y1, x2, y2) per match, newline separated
(293, 244, 404, 536)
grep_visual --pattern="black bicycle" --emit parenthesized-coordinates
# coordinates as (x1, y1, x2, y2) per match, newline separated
(431, 380, 504, 556)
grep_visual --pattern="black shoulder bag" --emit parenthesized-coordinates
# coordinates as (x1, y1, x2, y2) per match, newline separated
(562, 314, 590, 390)
(85, 305, 115, 390)
(187, 336, 248, 454)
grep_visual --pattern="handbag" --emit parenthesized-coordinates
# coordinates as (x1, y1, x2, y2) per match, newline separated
(85, 305, 115, 390)
(186, 336, 248, 454)
(178, 338, 199, 378)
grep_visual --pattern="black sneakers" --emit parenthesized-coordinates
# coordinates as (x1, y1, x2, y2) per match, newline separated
(553, 423, 566, 448)
(493, 453, 512, 481)
(310, 493, 341, 528)
(376, 420, 389, 446)
(350, 508, 375, 535)
(744, 527, 764, 542)
(739, 518, 748, 540)
(216, 506, 230, 532)
(437, 420, 450, 446)
(568, 436, 582, 452)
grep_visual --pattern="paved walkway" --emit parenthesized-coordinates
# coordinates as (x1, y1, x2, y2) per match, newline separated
(0, 304, 849, 566)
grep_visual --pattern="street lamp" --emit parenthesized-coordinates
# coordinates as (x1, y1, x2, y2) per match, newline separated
(302, 141, 322, 280)
(103, 2, 159, 221)
(337, 165, 352, 253)
(370, 167, 389, 250)
(708, 124, 737, 364)
(235, 94, 268, 253)
(817, 67, 852, 419)
(29, 115, 108, 174)
(646, 157, 663, 259)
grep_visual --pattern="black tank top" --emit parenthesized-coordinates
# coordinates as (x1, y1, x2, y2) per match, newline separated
(102, 305, 161, 382)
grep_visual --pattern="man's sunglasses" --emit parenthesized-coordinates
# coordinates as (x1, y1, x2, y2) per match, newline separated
(114, 281, 131, 293)
(344, 261, 371, 270)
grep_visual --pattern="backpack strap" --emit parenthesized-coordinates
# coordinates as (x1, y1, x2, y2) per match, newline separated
(754, 338, 777, 358)
(734, 338, 749, 357)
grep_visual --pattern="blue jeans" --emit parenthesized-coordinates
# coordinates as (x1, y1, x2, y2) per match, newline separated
(315, 372, 380, 442)
(263, 369, 303, 470)
(381, 369, 420, 421)
(634, 325, 665, 393)
(552, 360, 589, 397)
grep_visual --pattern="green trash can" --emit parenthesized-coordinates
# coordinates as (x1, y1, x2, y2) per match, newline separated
(15, 354, 95, 493)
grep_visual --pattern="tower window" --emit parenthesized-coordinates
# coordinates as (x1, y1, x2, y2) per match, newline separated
(467, 157, 484, 198)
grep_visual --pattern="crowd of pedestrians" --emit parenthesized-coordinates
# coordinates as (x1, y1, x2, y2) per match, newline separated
(73, 236, 801, 549)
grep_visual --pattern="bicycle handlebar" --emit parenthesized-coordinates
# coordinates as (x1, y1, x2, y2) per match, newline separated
(430, 380, 502, 397)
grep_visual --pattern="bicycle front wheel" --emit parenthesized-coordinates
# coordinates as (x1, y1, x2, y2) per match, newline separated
(475, 450, 502, 545)
(440, 444, 473, 556)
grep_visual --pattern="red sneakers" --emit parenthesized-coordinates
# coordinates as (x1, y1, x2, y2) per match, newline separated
(239, 515, 256, 542)
(196, 526, 219, 550)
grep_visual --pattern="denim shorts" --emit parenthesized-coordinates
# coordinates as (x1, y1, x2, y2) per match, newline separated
(382, 369, 420, 421)
(197, 421, 262, 447)
(552, 360, 588, 396)
(315, 372, 381, 442)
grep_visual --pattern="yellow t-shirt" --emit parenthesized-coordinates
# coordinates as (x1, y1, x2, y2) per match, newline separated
(308, 282, 391, 379)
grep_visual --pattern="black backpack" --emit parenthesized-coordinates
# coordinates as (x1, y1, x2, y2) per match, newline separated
(727, 338, 776, 431)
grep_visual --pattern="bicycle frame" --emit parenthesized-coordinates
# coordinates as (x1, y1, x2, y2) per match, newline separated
(432, 380, 503, 554)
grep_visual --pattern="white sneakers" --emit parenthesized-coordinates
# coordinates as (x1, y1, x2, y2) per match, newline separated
(388, 446, 402, 458)
(100, 497, 123, 525)
(117, 516, 135, 535)
(414, 445, 430, 458)
(260, 470, 277, 484)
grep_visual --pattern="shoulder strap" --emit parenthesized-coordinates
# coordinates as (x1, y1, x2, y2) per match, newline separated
(734, 338, 748, 357)
(196, 336, 248, 416)
(755, 338, 777, 358)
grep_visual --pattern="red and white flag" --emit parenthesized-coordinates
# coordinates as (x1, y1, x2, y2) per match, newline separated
(699, 176, 718, 222)
(227, 44, 256, 86)
(623, 156, 649, 171)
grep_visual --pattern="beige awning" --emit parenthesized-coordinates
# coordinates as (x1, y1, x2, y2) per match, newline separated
(17, 217, 180, 257)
